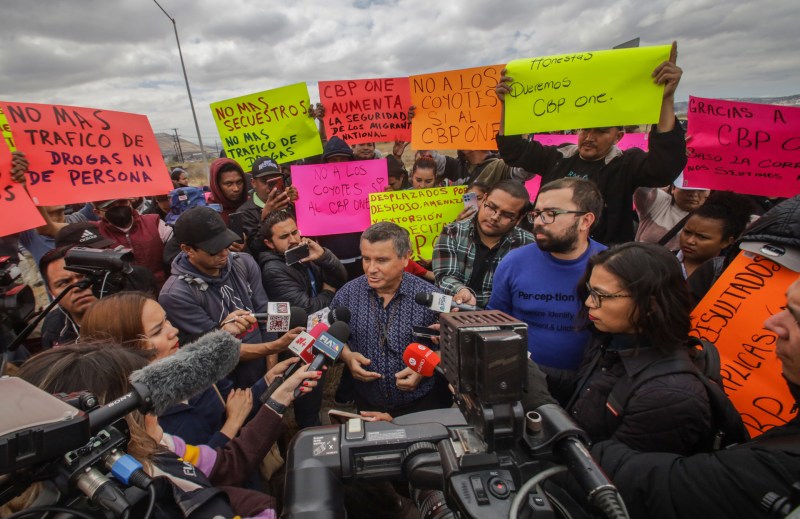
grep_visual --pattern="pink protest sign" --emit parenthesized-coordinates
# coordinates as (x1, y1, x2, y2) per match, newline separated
(685, 96, 800, 197)
(524, 176, 542, 201)
(292, 159, 387, 236)
(0, 138, 44, 237)
(532, 132, 649, 151)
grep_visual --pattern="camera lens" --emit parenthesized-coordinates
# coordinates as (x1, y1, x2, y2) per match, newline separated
(413, 489, 456, 519)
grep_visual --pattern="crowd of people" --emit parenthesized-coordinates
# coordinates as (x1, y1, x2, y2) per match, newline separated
(1, 44, 799, 519)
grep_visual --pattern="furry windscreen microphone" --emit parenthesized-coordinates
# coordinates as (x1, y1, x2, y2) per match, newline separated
(130, 330, 241, 415)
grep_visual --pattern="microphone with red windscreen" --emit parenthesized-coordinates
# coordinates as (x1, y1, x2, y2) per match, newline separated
(402, 343, 444, 378)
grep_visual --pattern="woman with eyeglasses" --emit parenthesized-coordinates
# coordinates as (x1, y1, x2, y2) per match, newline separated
(548, 242, 715, 455)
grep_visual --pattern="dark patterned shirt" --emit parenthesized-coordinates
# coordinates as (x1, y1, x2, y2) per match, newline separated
(331, 273, 438, 409)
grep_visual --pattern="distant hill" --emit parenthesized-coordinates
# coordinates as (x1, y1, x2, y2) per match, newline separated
(155, 132, 204, 161)
(675, 94, 800, 117)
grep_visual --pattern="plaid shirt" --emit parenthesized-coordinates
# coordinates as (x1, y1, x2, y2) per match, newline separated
(432, 217, 534, 307)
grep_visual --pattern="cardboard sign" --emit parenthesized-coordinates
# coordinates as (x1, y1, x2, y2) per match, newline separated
(504, 45, 670, 134)
(684, 96, 800, 197)
(689, 252, 797, 438)
(410, 65, 504, 150)
(319, 77, 411, 145)
(532, 132, 649, 151)
(370, 185, 467, 260)
(210, 82, 322, 170)
(0, 102, 172, 206)
(292, 159, 387, 236)
(0, 137, 45, 237)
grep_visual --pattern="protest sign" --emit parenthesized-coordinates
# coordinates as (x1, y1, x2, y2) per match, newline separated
(0, 106, 15, 151)
(504, 45, 670, 134)
(0, 102, 173, 206)
(532, 132, 649, 151)
(210, 83, 322, 170)
(524, 176, 542, 202)
(689, 252, 797, 438)
(0, 137, 45, 236)
(319, 77, 412, 145)
(292, 159, 387, 236)
(370, 186, 467, 260)
(410, 65, 504, 150)
(684, 96, 800, 197)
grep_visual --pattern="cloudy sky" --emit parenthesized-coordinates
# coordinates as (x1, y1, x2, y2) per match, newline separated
(1, 0, 796, 150)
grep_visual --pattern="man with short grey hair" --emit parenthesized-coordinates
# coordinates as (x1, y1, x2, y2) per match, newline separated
(331, 222, 452, 416)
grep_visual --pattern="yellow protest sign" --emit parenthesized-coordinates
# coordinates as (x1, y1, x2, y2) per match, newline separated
(210, 83, 322, 170)
(370, 186, 467, 261)
(410, 65, 504, 150)
(504, 45, 670, 134)
(0, 106, 15, 151)
(690, 252, 797, 438)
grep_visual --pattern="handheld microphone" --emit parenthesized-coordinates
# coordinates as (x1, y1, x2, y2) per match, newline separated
(88, 330, 241, 430)
(253, 304, 308, 332)
(402, 343, 445, 378)
(293, 321, 351, 398)
(261, 322, 330, 403)
(415, 292, 478, 312)
(306, 306, 352, 329)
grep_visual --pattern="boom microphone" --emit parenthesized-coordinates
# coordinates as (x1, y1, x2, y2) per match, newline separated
(88, 330, 241, 429)
(415, 292, 478, 312)
(402, 343, 445, 378)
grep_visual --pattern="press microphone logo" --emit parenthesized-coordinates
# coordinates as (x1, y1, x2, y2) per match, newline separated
(409, 357, 417, 366)
(431, 293, 453, 313)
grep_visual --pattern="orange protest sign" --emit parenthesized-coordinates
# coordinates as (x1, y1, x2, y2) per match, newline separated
(0, 137, 44, 237)
(319, 77, 412, 145)
(689, 252, 797, 437)
(410, 65, 503, 150)
(0, 102, 173, 206)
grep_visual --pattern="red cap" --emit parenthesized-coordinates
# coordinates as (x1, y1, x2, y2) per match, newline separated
(402, 343, 441, 377)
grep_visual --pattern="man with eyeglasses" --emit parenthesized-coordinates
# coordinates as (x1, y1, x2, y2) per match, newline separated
(493, 42, 686, 245)
(488, 178, 606, 371)
(433, 180, 534, 308)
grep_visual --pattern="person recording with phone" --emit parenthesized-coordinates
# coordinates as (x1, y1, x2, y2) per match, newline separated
(235, 156, 299, 254)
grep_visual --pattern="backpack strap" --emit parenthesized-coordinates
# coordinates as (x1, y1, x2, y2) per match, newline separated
(658, 212, 692, 246)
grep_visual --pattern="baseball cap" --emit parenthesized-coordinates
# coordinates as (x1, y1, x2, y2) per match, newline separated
(251, 157, 281, 179)
(739, 242, 800, 272)
(55, 223, 116, 249)
(173, 206, 240, 255)
(672, 172, 709, 191)
(93, 199, 125, 210)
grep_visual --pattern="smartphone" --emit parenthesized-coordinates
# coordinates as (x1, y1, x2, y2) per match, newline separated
(266, 175, 286, 193)
(228, 212, 245, 241)
(285, 243, 310, 265)
(463, 192, 480, 213)
(328, 409, 368, 425)
(412, 325, 440, 339)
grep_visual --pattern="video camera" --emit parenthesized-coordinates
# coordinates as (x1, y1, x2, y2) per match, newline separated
(64, 246, 134, 299)
(0, 377, 153, 518)
(0, 256, 35, 327)
(281, 310, 628, 519)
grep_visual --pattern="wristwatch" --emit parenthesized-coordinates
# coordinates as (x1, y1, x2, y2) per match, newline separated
(265, 397, 287, 415)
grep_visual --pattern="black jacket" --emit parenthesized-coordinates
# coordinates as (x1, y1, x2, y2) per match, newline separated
(496, 122, 686, 245)
(257, 248, 347, 314)
(549, 334, 712, 455)
(594, 380, 800, 519)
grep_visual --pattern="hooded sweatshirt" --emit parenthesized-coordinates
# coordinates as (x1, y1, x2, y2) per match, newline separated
(208, 158, 249, 223)
(159, 251, 271, 388)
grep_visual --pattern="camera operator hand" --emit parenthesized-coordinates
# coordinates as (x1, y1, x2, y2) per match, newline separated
(270, 364, 322, 408)
(341, 346, 382, 382)
(395, 367, 423, 391)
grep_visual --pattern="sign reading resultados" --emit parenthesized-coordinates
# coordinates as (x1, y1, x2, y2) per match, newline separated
(410, 65, 503, 150)
(319, 77, 411, 145)
(684, 96, 800, 197)
(370, 186, 467, 261)
(504, 45, 670, 134)
(689, 252, 797, 438)
(211, 83, 322, 170)
(0, 102, 173, 206)
(0, 136, 45, 236)
(292, 159, 387, 236)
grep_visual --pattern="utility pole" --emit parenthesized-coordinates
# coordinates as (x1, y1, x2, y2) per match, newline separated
(172, 128, 184, 162)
